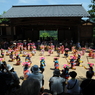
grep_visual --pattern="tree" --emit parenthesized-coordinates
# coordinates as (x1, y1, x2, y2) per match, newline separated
(0, 11, 9, 23)
(40, 31, 50, 38)
(88, 0, 95, 41)
(88, 0, 95, 22)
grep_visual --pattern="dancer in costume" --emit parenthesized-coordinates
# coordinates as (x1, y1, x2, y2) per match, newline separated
(70, 56, 76, 69)
(64, 48, 69, 57)
(1, 49, 4, 58)
(61, 64, 70, 79)
(31, 46, 36, 56)
(48, 46, 52, 56)
(15, 54, 21, 65)
(60, 45, 64, 54)
(9, 51, 15, 62)
(81, 47, 86, 55)
(75, 54, 83, 66)
(40, 57, 46, 73)
(25, 54, 32, 65)
(40, 45, 45, 56)
(51, 44, 55, 54)
(88, 49, 93, 57)
(87, 63, 94, 76)
(53, 57, 59, 69)
(6, 47, 11, 56)
(22, 62, 31, 80)
(56, 47, 61, 57)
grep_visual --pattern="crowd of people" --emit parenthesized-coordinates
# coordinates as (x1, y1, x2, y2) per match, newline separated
(0, 39, 95, 95)
(0, 63, 95, 95)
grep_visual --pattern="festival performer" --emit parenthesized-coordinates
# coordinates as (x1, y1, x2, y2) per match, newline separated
(0, 58, 4, 65)
(19, 43, 23, 51)
(64, 48, 69, 57)
(48, 46, 52, 56)
(51, 44, 55, 54)
(15, 54, 21, 65)
(92, 53, 95, 59)
(0, 49, 4, 58)
(19, 48, 23, 55)
(53, 57, 59, 69)
(40, 45, 45, 56)
(56, 47, 61, 57)
(75, 54, 83, 66)
(88, 49, 93, 57)
(72, 53, 77, 60)
(22, 62, 31, 80)
(70, 56, 76, 70)
(72, 46, 75, 54)
(81, 47, 86, 55)
(61, 64, 70, 80)
(23, 40, 27, 50)
(22, 51, 27, 57)
(9, 51, 15, 62)
(6, 47, 10, 56)
(84, 62, 94, 76)
(31, 46, 36, 56)
(28, 43, 31, 51)
(73, 48, 77, 55)
(40, 57, 46, 73)
(60, 45, 64, 54)
(25, 54, 32, 65)
(88, 63, 94, 73)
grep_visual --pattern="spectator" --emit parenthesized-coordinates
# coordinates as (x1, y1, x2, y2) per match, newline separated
(49, 69, 65, 95)
(7, 65, 20, 89)
(76, 42, 81, 50)
(27, 65, 44, 92)
(0, 62, 14, 95)
(80, 71, 95, 95)
(20, 77, 40, 95)
(66, 71, 80, 95)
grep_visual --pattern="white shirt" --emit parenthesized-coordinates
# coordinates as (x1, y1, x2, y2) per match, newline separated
(49, 76, 65, 94)
(28, 72, 44, 88)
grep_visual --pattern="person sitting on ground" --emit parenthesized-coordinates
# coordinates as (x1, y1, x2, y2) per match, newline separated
(8, 65, 20, 89)
(80, 71, 95, 95)
(66, 71, 80, 95)
(49, 69, 66, 95)
(27, 65, 44, 92)
(0, 62, 12, 95)
(20, 77, 41, 95)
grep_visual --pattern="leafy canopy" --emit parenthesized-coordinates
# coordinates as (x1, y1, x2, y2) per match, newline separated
(0, 11, 9, 23)
(88, 0, 95, 21)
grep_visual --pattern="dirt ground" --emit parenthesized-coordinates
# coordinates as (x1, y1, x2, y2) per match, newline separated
(3, 50, 95, 90)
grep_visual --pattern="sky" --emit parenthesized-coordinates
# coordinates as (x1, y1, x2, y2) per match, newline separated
(0, 0, 91, 15)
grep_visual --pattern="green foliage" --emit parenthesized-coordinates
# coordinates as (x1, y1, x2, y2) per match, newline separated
(0, 11, 9, 23)
(40, 31, 50, 37)
(88, 0, 95, 21)
(40, 30, 58, 40)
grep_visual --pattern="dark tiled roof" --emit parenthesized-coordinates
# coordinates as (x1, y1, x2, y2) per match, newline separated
(1, 4, 90, 18)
